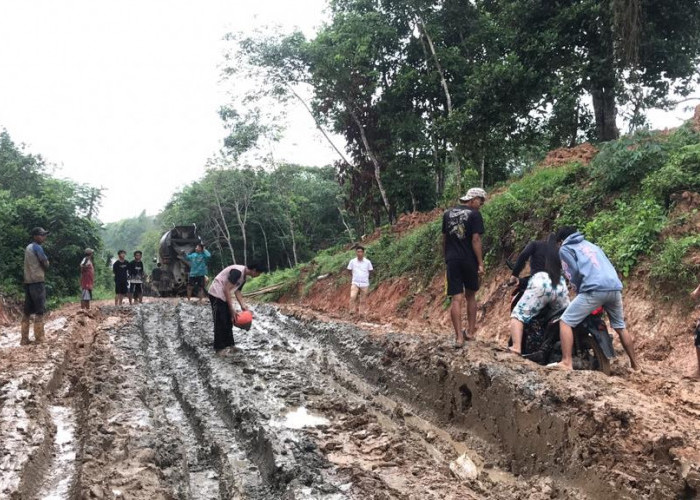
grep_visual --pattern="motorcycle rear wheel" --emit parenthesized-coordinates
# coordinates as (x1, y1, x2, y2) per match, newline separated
(586, 336, 611, 376)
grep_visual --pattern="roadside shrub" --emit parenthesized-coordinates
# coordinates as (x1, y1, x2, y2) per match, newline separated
(651, 235, 700, 288)
(643, 143, 700, 203)
(482, 162, 586, 261)
(584, 198, 666, 276)
(591, 131, 669, 191)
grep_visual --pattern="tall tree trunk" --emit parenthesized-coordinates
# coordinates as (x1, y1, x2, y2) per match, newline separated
(591, 86, 619, 141)
(287, 84, 352, 168)
(234, 201, 247, 265)
(418, 19, 459, 191)
(287, 216, 298, 267)
(480, 153, 485, 188)
(410, 189, 418, 213)
(212, 188, 236, 264)
(254, 221, 271, 273)
(338, 207, 355, 243)
(348, 106, 394, 224)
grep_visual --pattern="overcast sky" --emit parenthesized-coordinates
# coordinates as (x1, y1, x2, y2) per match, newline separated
(0, 0, 337, 223)
(0, 1, 697, 223)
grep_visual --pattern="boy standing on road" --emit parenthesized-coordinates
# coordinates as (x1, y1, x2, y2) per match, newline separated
(553, 226, 640, 371)
(21, 227, 50, 345)
(347, 246, 373, 317)
(442, 187, 486, 348)
(113, 250, 129, 306)
(207, 262, 266, 356)
(128, 250, 145, 305)
(185, 243, 211, 303)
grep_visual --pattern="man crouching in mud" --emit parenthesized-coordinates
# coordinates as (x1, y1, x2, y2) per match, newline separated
(207, 262, 266, 356)
(552, 226, 640, 371)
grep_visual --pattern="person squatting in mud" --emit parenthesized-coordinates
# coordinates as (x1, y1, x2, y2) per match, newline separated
(207, 262, 266, 356)
(508, 235, 570, 355)
(80, 248, 95, 310)
(442, 187, 486, 349)
(127, 250, 145, 305)
(113, 250, 129, 306)
(21, 227, 50, 345)
(552, 226, 640, 371)
(347, 245, 373, 317)
(688, 282, 700, 379)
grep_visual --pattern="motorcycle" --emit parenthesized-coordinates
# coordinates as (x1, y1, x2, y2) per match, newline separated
(507, 263, 615, 375)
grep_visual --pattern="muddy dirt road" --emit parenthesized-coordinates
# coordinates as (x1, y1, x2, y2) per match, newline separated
(1, 301, 698, 499)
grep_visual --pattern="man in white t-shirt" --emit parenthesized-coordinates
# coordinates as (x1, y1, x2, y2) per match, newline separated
(347, 246, 373, 316)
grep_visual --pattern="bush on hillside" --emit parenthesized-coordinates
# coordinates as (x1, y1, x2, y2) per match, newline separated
(584, 198, 666, 276)
(643, 143, 700, 203)
(651, 235, 700, 289)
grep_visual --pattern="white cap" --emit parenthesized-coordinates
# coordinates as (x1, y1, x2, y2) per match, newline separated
(460, 187, 487, 202)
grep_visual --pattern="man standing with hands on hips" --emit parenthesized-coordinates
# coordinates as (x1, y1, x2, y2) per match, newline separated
(442, 187, 486, 349)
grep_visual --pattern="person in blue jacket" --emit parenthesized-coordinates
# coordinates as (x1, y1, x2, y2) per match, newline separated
(552, 226, 640, 371)
(185, 243, 211, 303)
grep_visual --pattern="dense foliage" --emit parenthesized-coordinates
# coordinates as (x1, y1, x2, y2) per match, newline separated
(160, 163, 349, 274)
(228, 0, 700, 232)
(0, 130, 103, 302)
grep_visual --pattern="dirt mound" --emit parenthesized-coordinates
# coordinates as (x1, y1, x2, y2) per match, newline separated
(361, 208, 442, 244)
(663, 190, 700, 239)
(541, 142, 598, 167)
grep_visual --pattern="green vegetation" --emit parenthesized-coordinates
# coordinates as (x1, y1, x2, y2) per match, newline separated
(248, 121, 700, 300)
(0, 130, 103, 303)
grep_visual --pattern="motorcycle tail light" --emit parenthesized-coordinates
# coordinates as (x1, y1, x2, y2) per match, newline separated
(592, 307, 604, 316)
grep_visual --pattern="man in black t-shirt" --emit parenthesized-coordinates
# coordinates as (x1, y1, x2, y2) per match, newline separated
(442, 187, 486, 348)
(113, 250, 129, 306)
(127, 250, 145, 304)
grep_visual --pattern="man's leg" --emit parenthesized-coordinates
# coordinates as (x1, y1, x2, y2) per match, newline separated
(450, 293, 465, 344)
(465, 289, 477, 340)
(358, 287, 368, 317)
(349, 285, 359, 314)
(605, 292, 640, 370)
(20, 314, 30, 345)
(558, 322, 575, 369)
(695, 347, 700, 379)
(614, 328, 640, 370)
(187, 282, 193, 300)
(33, 314, 45, 343)
(509, 318, 524, 353)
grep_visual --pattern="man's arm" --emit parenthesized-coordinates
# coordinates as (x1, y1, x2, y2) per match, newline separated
(471, 233, 484, 274)
(203, 249, 211, 259)
(34, 244, 49, 270)
(234, 289, 247, 311)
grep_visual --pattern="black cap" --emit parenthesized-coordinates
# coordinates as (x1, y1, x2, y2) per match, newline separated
(31, 227, 49, 236)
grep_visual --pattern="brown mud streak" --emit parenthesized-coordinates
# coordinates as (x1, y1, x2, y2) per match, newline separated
(285, 310, 700, 498)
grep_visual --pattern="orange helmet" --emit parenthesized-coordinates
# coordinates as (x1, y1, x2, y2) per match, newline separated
(234, 310, 253, 330)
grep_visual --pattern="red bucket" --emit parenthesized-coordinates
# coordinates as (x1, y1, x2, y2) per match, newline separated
(233, 310, 253, 331)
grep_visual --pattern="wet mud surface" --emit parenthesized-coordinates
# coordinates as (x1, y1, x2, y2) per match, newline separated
(0, 301, 698, 499)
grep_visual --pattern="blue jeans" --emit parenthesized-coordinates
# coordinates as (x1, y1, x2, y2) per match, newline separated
(561, 290, 625, 329)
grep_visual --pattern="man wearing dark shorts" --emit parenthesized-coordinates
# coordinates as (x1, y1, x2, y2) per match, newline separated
(21, 227, 50, 345)
(113, 250, 129, 305)
(442, 187, 486, 348)
(185, 244, 211, 303)
(127, 250, 145, 304)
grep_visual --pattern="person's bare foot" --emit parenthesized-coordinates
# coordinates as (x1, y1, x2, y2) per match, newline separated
(507, 347, 521, 355)
(547, 362, 573, 371)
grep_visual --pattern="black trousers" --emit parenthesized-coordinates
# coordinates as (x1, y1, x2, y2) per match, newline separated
(209, 294, 234, 351)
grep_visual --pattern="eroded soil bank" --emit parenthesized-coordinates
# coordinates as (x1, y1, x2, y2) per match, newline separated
(0, 301, 698, 499)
